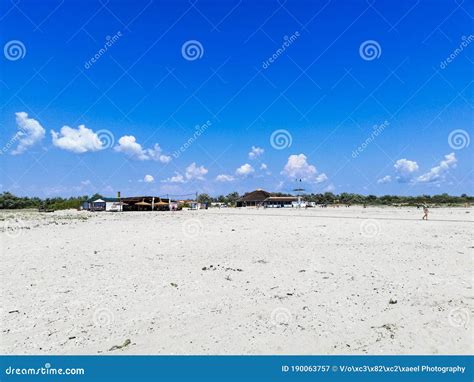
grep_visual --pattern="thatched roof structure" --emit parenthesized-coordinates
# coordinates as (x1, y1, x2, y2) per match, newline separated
(236, 189, 271, 207)
(136, 201, 152, 206)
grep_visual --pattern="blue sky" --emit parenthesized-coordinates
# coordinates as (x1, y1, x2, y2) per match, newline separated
(1, 0, 473, 198)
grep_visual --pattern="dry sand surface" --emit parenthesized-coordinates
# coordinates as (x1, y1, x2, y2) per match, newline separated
(0, 206, 472, 355)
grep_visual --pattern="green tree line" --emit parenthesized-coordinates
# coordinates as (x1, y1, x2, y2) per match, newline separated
(197, 191, 473, 207)
(0, 191, 471, 210)
(0, 192, 95, 210)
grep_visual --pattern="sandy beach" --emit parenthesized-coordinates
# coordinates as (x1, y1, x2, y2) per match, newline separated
(1, 207, 472, 355)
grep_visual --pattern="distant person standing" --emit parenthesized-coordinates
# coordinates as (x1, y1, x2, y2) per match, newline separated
(422, 205, 429, 220)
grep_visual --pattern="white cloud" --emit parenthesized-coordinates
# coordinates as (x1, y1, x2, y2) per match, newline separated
(185, 162, 208, 180)
(248, 146, 264, 159)
(377, 175, 392, 184)
(260, 163, 267, 170)
(166, 173, 185, 183)
(147, 143, 172, 163)
(115, 136, 171, 162)
(11, 112, 46, 155)
(114, 135, 149, 160)
(216, 174, 235, 182)
(394, 158, 419, 182)
(281, 154, 326, 183)
(394, 158, 419, 174)
(315, 173, 328, 183)
(163, 163, 208, 184)
(415, 153, 457, 183)
(144, 174, 154, 183)
(236, 163, 255, 177)
(51, 125, 104, 153)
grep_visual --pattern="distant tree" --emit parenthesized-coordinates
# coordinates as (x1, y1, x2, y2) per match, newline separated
(197, 193, 212, 205)
(323, 192, 336, 203)
(89, 193, 103, 201)
(225, 192, 240, 206)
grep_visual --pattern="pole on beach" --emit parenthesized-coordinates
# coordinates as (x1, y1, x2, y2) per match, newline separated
(293, 179, 305, 208)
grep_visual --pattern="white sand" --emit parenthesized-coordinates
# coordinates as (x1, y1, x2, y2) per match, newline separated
(0, 206, 472, 355)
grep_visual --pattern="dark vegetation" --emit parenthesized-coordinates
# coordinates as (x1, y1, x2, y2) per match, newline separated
(1, 191, 471, 210)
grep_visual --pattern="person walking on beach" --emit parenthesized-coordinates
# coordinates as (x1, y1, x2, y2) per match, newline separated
(422, 205, 429, 220)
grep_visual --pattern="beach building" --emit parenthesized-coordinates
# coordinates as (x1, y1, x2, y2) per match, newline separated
(263, 196, 298, 208)
(237, 189, 308, 208)
(236, 189, 271, 207)
(83, 196, 182, 211)
(83, 197, 122, 211)
(121, 196, 166, 211)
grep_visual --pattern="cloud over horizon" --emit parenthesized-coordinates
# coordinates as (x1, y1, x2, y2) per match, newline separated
(248, 146, 264, 159)
(114, 136, 171, 163)
(51, 124, 104, 153)
(236, 163, 255, 177)
(415, 153, 457, 183)
(11, 112, 46, 155)
(281, 154, 327, 184)
(216, 174, 235, 182)
(165, 162, 208, 183)
(378, 153, 458, 185)
(394, 158, 419, 182)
